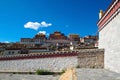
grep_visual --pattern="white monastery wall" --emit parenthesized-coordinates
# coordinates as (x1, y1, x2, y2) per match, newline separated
(99, 12, 120, 73)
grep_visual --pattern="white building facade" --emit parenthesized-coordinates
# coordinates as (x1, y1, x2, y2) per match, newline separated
(97, 0, 120, 73)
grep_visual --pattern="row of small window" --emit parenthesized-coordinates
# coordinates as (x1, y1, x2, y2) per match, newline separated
(22, 40, 44, 42)
(8, 51, 20, 54)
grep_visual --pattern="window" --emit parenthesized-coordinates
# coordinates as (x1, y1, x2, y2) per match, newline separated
(18, 51, 20, 54)
(12, 51, 14, 54)
(8, 51, 11, 54)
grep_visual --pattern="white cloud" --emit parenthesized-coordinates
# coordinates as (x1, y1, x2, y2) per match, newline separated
(41, 21, 52, 27)
(24, 21, 52, 30)
(24, 22, 41, 30)
(37, 31, 49, 37)
(38, 31, 46, 35)
(4, 41, 10, 43)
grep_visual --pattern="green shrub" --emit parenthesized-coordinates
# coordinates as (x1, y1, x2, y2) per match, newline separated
(13, 72, 16, 74)
(76, 65, 80, 68)
(36, 69, 54, 75)
(28, 72, 33, 74)
(92, 66, 95, 68)
(60, 69, 65, 75)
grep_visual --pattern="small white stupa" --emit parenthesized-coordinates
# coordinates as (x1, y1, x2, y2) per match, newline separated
(70, 42, 74, 51)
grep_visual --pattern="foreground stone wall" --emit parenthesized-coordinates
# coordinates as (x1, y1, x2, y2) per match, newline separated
(99, 12, 120, 73)
(0, 49, 104, 72)
(77, 49, 104, 68)
(0, 56, 78, 72)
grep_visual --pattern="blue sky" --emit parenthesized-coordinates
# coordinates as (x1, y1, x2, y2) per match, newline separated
(0, 0, 112, 42)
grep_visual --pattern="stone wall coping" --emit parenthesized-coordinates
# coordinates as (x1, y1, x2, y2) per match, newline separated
(0, 51, 78, 61)
(76, 49, 104, 53)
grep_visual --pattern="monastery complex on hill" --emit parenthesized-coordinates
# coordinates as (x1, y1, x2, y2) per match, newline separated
(0, 31, 98, 55)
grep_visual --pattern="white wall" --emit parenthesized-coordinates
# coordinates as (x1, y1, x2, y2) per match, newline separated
(0, 56, 78, 72)
(99, 12, 120, 73)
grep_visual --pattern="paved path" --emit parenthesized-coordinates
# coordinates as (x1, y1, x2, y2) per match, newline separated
(0, 69, 120, 80)
(0, 74, 59, 80)
(77, 69, 120, 80)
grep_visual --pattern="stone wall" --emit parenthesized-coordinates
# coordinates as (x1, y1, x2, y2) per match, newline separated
(0, 56, 78, 72)
(77, 49, 104, 68)
(0, 52, 78, 72)
(0, 49, 104, 72)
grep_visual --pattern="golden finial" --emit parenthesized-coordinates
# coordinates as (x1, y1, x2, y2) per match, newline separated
(99, 9, 104, 19)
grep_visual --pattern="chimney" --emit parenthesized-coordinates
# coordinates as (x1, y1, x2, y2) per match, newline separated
(99, 10, 104, 19)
